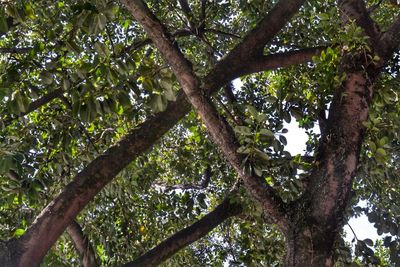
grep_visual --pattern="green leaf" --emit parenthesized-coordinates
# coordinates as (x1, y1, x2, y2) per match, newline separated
(12, 91, 29, 113)
(63, 78, 71, 91)
(363, 238, 373, 246)
(378, 137, 388, 146)
(159, 78, 173, 91)
(256, 113, 267, 123)
(260, 129, 274, 137)
(0, 13, 8, 33)
(246, 105, 258, 118)
(368, 140, 376, 152)
(94, 42, 109, 58)
(253, 165, 262, 176)
(65, 40, 81, 54)
(13, 228, 25, 237)
(254, 148, 269, 162)
(234, 126, 252, 135)
(163, 86, 176, 101)
(376, 148, 386, 157)
(24, 4, 35, 20)
(117, 92, 131, 108)
(283, 111, 291, 123)
(96, 13, 107, 31)
(40, 71, 53, 85)
(237, 146, 251, 154)
(149, 94, 167, 113)
(318, 13, 330, 21)
(0, 156, 14, 174)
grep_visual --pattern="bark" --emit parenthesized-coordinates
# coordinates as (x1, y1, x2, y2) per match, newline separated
(66, 221, 99, 267)
(0, 1, 331, 265)
(122, 195, 242, 267)
(241, 47, 325, 76)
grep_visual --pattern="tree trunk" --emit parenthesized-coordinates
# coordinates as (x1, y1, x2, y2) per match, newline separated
(284, 219, 338, 267)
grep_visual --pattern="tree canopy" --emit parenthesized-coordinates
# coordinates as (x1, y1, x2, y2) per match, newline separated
(0, 0, 400, 266)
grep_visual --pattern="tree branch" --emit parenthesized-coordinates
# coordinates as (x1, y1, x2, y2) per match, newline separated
(11, 94, 193, 266)
(204, 28, 241, 39)
(377, 14, 400, 62)
(202, 0, 307, 93)
(66, 221, 99, 267)
(0, 47, 32, 54)
(299, 0, 398, 231)
(122, 194, 242, 267)
(122, 0, 293, 230)
(178, 0, 197, 32)
(239, 46, 325, 77)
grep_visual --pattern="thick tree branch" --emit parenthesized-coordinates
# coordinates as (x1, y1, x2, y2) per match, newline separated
(377, 14, 400, 62)
(122, 0, 293, 230)
(6, 1, 316, 264)
(10, 95, 192, 266)
(294, 0, 398, 243)
(122, 194, 242, 267)
(203, 0, 307, 92)
(282, 4, 400, 264)
(240, 46, 325, 77)
(66, 221, 99, 267)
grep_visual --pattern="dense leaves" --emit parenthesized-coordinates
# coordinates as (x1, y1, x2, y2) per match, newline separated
(0, 0, 399, 266)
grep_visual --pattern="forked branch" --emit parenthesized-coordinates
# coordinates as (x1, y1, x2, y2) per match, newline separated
(121, 0, 307, 230)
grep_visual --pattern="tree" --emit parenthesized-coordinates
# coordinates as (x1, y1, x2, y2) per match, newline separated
(0, 0, 399, 266)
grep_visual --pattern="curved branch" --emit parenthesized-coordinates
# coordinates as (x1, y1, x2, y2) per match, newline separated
(239, 46, 325, 77)
(377, 14, 400, 62)
(122, 195, 242, 267)
(66, 221, 99, 267)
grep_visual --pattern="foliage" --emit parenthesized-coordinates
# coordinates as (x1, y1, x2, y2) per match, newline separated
(0, 0, 399, 266)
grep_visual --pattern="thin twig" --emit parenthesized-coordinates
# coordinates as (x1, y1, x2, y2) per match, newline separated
(347, 223, 359, 241)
